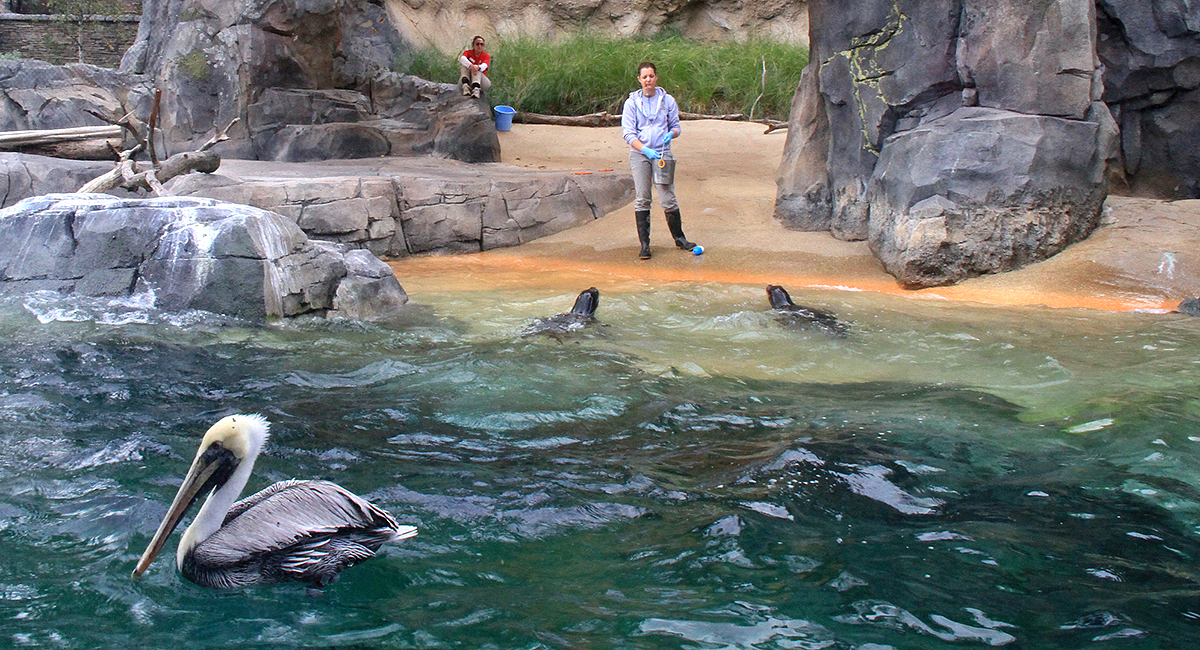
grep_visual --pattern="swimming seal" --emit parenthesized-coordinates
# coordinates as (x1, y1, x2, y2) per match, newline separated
(766, 285, 849, 337)
(523, 287, 600, 337)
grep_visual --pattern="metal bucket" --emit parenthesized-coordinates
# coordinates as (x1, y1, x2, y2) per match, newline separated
(653, 158, 675, 185)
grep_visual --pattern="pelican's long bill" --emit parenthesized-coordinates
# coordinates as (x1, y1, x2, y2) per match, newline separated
(131, 414, 409, 588)
(131, 437, 238, 580)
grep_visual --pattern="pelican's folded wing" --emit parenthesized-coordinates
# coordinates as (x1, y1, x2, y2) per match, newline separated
(197, 480, 398, 566)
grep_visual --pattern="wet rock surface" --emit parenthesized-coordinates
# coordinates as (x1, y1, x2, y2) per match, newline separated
(0, 194, 407, 321)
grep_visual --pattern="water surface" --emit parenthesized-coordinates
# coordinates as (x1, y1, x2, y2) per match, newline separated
(1, 280, 1198, 649)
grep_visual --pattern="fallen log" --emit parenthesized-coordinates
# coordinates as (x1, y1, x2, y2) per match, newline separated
(0, 125, 125, 160)
(512, 110, 780, 129)
(0, 125, 124, 146)
(680, 111, 745, 121)
(514, 111, 621, 127)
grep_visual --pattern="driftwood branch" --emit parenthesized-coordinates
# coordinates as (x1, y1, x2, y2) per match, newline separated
(76, 106, 227, 196)
(760, 119, 788, 134)
(78, 145, 143, 193)
(680, 111, 746, 121)
(148, 89, 162, 166)
(0, 125, 124, 147)
(86, 109, 148, 151)
(199, 118, 240, 151)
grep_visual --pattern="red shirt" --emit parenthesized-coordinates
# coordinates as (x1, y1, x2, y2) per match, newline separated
(461, 50, 490, 75)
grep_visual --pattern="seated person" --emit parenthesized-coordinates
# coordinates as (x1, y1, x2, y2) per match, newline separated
(459, 36, 491, 98)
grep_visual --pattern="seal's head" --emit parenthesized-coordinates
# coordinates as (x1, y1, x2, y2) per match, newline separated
(570, 287, 600, 317)
(766, 285, 795, 310)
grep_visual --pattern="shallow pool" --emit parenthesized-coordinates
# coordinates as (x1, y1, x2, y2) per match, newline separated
(1, 280, 1198, 648)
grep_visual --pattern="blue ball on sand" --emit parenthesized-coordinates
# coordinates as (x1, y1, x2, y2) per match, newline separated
(692, 245, 704, 255)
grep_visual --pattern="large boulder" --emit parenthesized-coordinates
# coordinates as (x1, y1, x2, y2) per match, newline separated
(0, 59, 151, 133)
(867, 107, 1107, 287)
(0, 153, 129, 204)
(116, 0, 498, 162)
(0, 2, 497, 163)
(776, 0, 1115, 288)
(0, 194, 407, 321)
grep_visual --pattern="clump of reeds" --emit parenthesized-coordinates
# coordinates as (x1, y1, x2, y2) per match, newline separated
(396, 32, 809, 121)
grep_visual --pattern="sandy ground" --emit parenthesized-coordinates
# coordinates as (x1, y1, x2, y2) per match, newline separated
(393, 120, 1200, 312)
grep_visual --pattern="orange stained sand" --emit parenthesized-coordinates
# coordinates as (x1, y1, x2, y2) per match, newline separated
(388, 250, 1176, 313)
(387, 122, 1198, 316)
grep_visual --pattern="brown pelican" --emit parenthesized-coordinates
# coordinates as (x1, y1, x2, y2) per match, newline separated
(131, 414, 416, 588)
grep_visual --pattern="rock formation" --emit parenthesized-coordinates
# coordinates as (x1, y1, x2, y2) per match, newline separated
(0, 152, 634, 258)
(776, 0, 1116, 288)
(118, 0, 498, 162)
(0, 1, 497, 163)
(0, 194, 408, 321)
(1097, 1, 1200, 198)
(165, 159, 634, 257)
(382, 0, 809, 53)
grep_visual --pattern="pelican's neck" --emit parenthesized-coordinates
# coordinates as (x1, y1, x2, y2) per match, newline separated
(176, 449, 258, 568)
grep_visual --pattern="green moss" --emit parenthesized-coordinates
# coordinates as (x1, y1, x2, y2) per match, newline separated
(176, 49, 211, 82)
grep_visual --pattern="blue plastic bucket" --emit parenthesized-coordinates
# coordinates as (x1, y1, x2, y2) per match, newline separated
(494, 105, 516, 131)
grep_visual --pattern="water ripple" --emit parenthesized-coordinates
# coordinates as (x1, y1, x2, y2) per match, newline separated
(835, 601, 1016, 645)
(284, 359, 422, 388)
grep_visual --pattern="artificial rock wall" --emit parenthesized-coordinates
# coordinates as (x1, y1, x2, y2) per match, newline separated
(776, 0, 1116, 288)
(777, 0, 1200, 289)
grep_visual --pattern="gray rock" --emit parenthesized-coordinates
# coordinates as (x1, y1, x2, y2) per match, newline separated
(773, 66, 832, 232)
(777, 0, 1111, 288)
(0, 153, 132, 205)
(867, 108, 1107, 287)
(115, 0, 499, 163)
(0, 194, 407, 321)
(0, 3, 497, 164)
(1176, 297, 1200, 317)
(165, 157, 634, 259)
(0, 59, 152, 133)
(1097, 1, 1200, 197)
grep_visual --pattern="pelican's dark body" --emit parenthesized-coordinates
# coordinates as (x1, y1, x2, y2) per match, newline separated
(523, 287, 600, 337)
(132, 414, 416, 589)
(183, 480, 401, 588)
(766, 285, 849, 337)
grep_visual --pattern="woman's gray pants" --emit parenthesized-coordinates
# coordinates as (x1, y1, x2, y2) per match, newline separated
(629, 150, 677, 211)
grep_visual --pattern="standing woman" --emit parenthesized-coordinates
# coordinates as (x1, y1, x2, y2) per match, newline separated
(621, 61, 698, 260)
(459, 36, 491, 98)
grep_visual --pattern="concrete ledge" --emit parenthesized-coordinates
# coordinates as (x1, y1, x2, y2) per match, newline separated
(165, 158, 634, 259)
(0, 153, 633, 258)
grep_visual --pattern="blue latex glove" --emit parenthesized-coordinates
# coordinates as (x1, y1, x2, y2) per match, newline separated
(662, 131, 674, 147)
(642, 147, 661, 160)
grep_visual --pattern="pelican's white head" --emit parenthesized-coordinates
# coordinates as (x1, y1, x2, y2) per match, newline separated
(132, 414, 272, 581)
(198, 413, 270, 465)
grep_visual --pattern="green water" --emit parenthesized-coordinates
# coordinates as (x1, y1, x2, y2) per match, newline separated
(1, 283, 1199, 649)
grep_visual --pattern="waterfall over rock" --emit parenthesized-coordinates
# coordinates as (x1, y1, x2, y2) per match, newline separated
(0, 194, 407, 321)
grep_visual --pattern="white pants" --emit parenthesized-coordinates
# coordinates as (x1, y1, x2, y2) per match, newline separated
(460, 66, 492, 92)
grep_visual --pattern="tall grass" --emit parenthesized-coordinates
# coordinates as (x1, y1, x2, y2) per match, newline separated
(397, 33, 808, 121)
